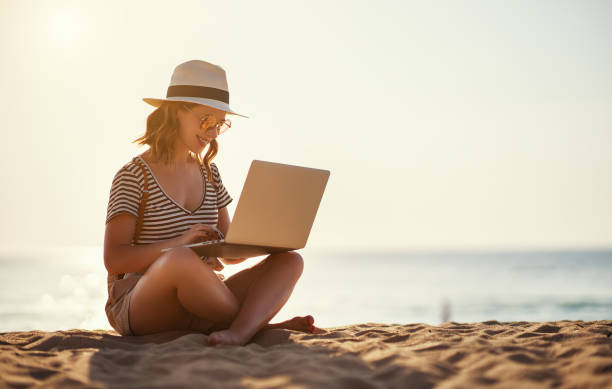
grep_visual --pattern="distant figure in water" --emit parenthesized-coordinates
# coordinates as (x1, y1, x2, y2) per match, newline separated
(103, 60, 319, 346)
(441, 298, 452, 323)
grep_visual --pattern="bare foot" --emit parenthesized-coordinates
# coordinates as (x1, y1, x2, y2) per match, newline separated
(266, 315, 323, 333)
(208, 315, 324, 346)
(207, 329, 249, 346)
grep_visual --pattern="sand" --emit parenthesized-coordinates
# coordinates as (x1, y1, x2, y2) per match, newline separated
(1, 320, 611, 388)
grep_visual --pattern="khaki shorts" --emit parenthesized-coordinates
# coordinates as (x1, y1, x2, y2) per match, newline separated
(105, 258, 225, 336)
(106, 273, 141, 336)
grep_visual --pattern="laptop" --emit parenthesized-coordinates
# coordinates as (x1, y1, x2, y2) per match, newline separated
(161, 160, 330, 259)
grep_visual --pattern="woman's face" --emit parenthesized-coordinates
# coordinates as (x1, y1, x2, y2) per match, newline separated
(176, 104, 227, 152)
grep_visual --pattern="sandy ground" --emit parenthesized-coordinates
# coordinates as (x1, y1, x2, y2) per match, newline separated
(1, 320, 611, 388)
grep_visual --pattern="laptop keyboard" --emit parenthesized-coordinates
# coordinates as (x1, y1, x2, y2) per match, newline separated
(185, 239, 224, 247)
(161, 239, 224, 252)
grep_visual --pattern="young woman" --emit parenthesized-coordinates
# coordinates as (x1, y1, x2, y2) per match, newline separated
(103, 60, 318, 346)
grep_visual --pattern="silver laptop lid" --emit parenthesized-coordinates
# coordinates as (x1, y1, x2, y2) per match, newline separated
(225, 160, 330, 249)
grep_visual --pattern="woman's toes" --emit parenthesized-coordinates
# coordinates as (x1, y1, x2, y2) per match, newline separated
(306, 315, 314, 326)
(290, 315, 317, 333)
(267, 315, 320, 333)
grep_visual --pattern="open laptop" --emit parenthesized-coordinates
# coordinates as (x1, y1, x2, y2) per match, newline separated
(161, 160, 330, 259)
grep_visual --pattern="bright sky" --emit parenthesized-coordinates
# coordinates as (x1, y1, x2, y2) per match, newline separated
(0, 0, 610, 252)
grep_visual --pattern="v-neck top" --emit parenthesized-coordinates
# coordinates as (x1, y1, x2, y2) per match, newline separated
(105, 155, 233, 246)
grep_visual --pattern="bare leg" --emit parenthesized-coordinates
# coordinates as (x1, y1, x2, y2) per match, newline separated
(194, 254, 320, 335)
(201, 255, 325, 333)
(129, 247, 239, 336)
(208, 251, 304, 346)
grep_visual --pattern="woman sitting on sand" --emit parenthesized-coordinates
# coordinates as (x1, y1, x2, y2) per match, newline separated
(103, 60, 317, 346)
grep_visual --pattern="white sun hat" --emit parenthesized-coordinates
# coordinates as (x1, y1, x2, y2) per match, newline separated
(143, 60, 248, 118)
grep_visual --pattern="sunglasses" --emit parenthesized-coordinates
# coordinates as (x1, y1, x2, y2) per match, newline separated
(186, 106, 232, 135)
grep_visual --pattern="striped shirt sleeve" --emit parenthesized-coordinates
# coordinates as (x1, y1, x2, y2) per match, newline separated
(211, 163, 232, 209)
(106, 165, 142, 224)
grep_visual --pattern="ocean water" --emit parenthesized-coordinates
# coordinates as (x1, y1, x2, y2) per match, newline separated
(0, 247, 610, 332)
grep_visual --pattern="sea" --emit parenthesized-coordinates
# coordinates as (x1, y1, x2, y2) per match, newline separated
(0, 247, 611, 332)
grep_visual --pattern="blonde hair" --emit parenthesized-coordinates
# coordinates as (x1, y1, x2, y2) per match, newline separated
(132, 101, 218, 188)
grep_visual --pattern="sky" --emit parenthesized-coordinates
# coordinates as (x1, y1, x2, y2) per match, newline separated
(0, 0, 610, 252)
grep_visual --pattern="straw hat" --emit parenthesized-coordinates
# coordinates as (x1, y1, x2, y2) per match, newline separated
(143, 60, 248, 118)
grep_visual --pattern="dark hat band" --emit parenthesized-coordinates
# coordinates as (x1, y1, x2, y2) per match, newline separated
(166, 85, 229, 104)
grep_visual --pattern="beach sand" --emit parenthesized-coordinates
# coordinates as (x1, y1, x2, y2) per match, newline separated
(1, 320, 610, 388)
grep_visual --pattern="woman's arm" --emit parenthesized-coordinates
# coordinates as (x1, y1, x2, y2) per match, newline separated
(104, 213, 183, 274)
(217, 206, 247, 265)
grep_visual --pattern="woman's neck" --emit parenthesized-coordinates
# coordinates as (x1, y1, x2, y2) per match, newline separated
(142, 150, 199, 170)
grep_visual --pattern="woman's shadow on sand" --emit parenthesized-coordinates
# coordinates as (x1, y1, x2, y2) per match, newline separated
(83, 327, 382, 388)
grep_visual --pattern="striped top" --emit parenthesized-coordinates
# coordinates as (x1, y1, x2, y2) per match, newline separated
(105, 154, 233, 246)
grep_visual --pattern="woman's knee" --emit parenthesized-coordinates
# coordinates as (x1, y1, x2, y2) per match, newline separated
(149, 247, 211, 280)
(269, 251, 304, 276)
(287, 251, 304, 270)
(148, 248, 239, 322)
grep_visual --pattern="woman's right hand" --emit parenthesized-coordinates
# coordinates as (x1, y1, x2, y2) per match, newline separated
(176, 223, 222, 246)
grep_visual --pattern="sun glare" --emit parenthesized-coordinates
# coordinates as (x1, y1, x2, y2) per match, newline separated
(48, 8, 84, 49)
